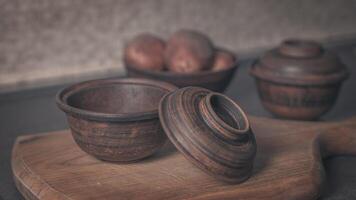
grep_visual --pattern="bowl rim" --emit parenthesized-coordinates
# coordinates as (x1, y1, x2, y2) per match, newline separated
(56, 78, 178, 122)
(125, 60, 239, 78)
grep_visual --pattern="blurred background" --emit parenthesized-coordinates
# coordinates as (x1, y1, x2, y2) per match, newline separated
(1, 0, 356, 92)
(1, 1, 356, 199)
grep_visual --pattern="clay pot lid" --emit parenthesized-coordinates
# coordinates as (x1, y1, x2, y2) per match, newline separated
(159, 87, 256, 183)
(250, 39, 349, 86)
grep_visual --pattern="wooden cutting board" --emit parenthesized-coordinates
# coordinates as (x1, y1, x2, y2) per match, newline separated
(12, 116, 356, 200)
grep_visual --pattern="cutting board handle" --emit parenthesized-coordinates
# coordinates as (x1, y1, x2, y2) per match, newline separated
(319, 117, 356, 158)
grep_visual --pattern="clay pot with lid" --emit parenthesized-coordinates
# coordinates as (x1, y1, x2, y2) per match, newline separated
(250, 39, 349, 120)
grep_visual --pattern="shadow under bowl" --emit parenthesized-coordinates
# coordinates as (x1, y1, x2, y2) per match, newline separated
(126, 62, 238, 92)
(56, 78, 177, 162)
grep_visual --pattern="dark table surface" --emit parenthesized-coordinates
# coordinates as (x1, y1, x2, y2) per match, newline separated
(1, 43, 356, 200)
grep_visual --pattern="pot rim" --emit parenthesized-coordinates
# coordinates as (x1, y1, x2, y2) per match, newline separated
(125, 47, 239, 77)
(56, 78, 178, 122)
(125, 60, 239, 78)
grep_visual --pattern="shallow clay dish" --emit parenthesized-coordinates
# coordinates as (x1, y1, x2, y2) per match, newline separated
(56, 78, 177, 162)
(126, 59, 238, 92)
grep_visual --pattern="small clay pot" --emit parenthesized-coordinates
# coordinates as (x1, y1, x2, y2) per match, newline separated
(159, 87, 256, 183)
(56, 78, 177, 162)
(250, 39, 349, 120)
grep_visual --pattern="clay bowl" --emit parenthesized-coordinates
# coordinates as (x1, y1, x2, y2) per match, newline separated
(253, 79, 343, 120)
(56, 78, 177, 162)
(125, 60, 238, 92)
(250, 39, 349, 120)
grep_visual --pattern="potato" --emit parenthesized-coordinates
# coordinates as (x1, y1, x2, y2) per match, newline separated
(164, 30, 214, 73)
(124, 33, 165, 71)
(211, 49, 236, 71)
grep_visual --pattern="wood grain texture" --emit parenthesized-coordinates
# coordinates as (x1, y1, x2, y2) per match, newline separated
(12, 116, 356, 200)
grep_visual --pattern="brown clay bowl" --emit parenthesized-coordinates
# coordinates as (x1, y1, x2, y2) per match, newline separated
(250, 39, 349, 120)
(254, 79, 343, 120)
(125, 60, 238, 92)
(56, 78, 177, 162)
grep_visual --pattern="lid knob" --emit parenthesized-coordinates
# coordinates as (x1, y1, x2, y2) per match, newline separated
(198, 93, 250, 144)
(278, 39, 322, 58)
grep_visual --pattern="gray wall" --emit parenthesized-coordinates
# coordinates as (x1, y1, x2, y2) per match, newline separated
(1, 0, 356, 91)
